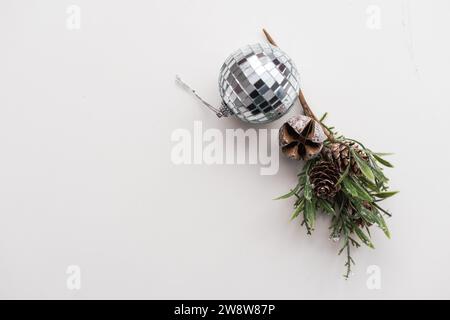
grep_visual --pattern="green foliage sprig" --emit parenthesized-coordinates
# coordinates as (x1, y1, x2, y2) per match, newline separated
(262, 29, 397, 279)
(277, 115, 397, 279)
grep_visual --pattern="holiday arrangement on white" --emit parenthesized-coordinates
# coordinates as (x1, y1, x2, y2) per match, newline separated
(177, 29, 397, 278)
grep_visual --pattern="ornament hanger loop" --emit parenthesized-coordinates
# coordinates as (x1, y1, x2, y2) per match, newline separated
(175, 75, 230, 118)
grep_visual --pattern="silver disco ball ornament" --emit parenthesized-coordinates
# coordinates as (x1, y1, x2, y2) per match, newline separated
(176, 43, 300, 124)
(218, 43, 300, 124)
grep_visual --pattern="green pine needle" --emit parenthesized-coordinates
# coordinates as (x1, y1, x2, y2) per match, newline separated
(277, 123, 397, 278)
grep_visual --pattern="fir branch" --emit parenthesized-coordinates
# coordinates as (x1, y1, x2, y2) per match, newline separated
(266, 27, 397, 278)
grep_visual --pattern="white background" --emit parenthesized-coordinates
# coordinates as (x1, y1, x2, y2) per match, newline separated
(1, 0, 449, 299)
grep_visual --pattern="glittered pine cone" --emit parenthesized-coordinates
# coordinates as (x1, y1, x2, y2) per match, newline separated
(309, 160, 341, 199)
(322, 141, 369, 176)
(279, 115, 327, 161)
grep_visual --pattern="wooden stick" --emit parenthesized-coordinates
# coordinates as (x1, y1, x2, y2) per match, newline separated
(262, 29, 335, 142)
(263, 28, 277, 47)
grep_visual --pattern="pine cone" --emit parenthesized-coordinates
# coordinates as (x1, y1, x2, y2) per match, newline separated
(279, 115, 327, 161)
(322, 141, 369, 176)
(348, 202, 374, 227)
(309, 161, 341, 199)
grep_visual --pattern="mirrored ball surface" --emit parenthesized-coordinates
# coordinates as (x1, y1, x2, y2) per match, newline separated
(218, 43, 300, 124)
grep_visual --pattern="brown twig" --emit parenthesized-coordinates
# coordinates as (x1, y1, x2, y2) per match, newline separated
(262, 28, 335, 142)
(263, 28, 278, 47)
